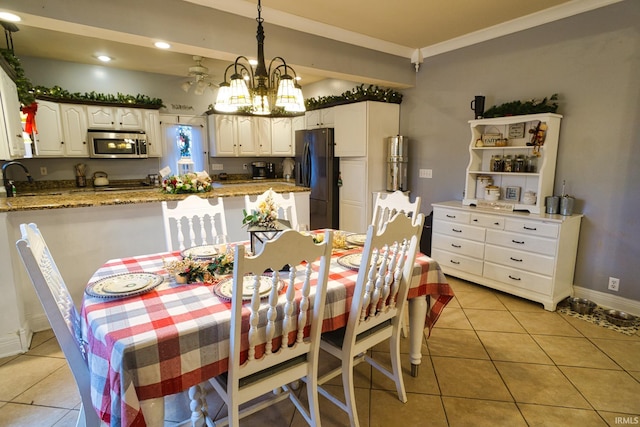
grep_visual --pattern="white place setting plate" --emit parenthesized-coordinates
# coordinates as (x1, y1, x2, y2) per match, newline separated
(181, 245, 219, 259)
(345, 233, 367, 247)
(337, 253, 382, 270)
(213, 275, 281, 301)
(85, 272, 164, 299)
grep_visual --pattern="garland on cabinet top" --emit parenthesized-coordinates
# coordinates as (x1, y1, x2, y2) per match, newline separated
(305, 84, 403, 111)
(481, 94, 559, 118)
(0, 48, 164, 108)
(0, 48, 34, 105)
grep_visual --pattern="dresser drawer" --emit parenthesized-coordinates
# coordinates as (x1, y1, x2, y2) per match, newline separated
(483, 262, 553, 295)
(433, 220, 486, 242)
(432, 248, 484, 276)
(504, 218, 559, 238)
(433, 208, 470, 224)
(485, 244, 555, 276)
(432, 233, 485, 259)
(486, 229, 557, 256)
(470, 213, 505, 230)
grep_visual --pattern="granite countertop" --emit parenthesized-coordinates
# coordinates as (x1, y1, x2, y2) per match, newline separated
(0, 179, 308, 212)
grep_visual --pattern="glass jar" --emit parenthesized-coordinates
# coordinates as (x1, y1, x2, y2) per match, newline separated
(491, 155, 503, 172)
(514, 155, 525, 172)
(503, 155, 513, 172)
(526, 155, 537, 173)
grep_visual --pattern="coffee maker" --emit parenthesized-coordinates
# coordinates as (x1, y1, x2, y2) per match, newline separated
(251, 162, 267, 179)
(266, 162, 276, 178)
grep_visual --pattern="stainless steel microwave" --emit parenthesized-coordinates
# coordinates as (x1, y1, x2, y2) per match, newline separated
(88, 129, 148, 159)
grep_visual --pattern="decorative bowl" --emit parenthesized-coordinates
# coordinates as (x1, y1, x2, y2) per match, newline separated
(604, 309, 637, 327)
(568, 297, 596, 315)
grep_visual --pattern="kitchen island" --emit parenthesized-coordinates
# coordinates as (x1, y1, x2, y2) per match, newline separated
(0, 181, 310, 357)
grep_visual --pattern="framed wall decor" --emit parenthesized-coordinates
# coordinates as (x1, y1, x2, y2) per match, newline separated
(508, 123, 526, 139)
(505, 186, 521, 201)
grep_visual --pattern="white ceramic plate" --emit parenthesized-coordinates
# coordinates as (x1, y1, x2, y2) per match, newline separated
(214, 275, 278, 301)
(181, 245, 218, 259)
(346, 233, 367, 246)
(337, 253, 382, 270)
(85, 272, 163, 298)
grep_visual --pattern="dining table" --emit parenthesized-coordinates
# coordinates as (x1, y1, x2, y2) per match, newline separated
(80, 232, 454, 427)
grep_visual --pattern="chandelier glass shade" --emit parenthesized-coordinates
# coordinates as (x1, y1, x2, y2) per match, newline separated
(214, 0, 305, 115)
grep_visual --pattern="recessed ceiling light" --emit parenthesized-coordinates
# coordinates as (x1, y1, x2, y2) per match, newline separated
(96, 55, 112, 62)
(0, 12, 21, 22)
(154, 41, 171, 49)
(248, 59, 258, 66)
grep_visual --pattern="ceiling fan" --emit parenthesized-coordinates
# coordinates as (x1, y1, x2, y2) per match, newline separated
(181, 56, 217, 95)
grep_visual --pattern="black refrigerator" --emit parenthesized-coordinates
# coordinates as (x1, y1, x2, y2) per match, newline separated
(295, 128, 340, 230)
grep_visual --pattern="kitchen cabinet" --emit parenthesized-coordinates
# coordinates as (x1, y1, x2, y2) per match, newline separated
(338, 101, 400, 232)
(33, 101, 89, 157)
(143, 110, 163, 157)
(305, 108, 334, 129)
(254, 117, 272, 155)
(86, 105, 144, 130)
(334, 101, 399, 157)
(463, 113, 562, 214)
(270, 116, 293, 156)
(431, 201, 582, 311)
(209, 114, 258, 156)
(0, 66, 25, 159)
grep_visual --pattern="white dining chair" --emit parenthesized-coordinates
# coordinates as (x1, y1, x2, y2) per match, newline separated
(371, 191, 422, 337)
(371, 190, 421, 232)
(245, 189, 300, 230)
(316, 212, 424, 427)
(162, 195, 228, 251)
(16, 223, 166, 427)
(15, 223, 103, 427)
(207, 229, 333, 426)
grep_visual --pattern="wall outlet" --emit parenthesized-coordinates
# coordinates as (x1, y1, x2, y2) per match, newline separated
(211, 163, 224, 171)
(608, 277, 620, 291)
(40, 167, 47, 176)
(243, 163, 248, 170)
(419, 169, 432, 178)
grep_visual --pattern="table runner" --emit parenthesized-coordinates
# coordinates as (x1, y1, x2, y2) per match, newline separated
(81, 246, 452, 426)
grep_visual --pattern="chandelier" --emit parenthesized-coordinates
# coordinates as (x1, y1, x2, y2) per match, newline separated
(214, 0, 305, 115)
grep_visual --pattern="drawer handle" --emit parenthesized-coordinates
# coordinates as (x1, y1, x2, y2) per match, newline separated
(451, 244, 461, 248)
(452, 228, 462, 233)
(523, 226, 537, 231)
(508, 275, 522, 281)
(449, 260, 460, 265)
(446, 214, 456, 218)
(494, 222, 500, 226)
(510, 257, 523, 262)
(512, 239, 525, 244)
(473, 219, 478, 222)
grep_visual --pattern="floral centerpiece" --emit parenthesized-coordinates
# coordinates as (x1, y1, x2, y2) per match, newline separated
(164, 249, 235, 284)
(162, 171, 212, 194)
(242, 189, 279, 229)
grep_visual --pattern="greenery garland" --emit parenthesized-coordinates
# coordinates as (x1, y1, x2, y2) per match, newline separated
(1, 48, 163, 108)
(482, 94, 559, 118)
(0, 48, 35, 105)
(305, 84, 403, 111)
(33, 85, 164, 107)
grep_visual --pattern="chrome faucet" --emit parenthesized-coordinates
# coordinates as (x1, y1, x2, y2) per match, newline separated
(2, 161, 34, 197)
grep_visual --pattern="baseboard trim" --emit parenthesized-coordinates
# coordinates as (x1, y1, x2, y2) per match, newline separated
(0, 325, 33, 358)
(573, 286, 640, 317)
(29, 313, 53, 333)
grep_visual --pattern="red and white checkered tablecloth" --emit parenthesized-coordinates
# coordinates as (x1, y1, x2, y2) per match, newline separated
(81, 246, 452, 426)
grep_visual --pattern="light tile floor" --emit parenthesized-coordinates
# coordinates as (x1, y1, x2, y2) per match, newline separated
(1, 276, 639, 426)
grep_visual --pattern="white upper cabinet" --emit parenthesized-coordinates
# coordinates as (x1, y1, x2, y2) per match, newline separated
(59, 104, 89, 156)
(86, 105, 144, 130)
(209, 114, 301, 157)
(305, 108, 334, 129)
(334, 101, 400, 158)
(0, 67, 25, 159)
(270, 117, 293, 156)
(144, 110, 163, 157)
(35, 101, 89, 157)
